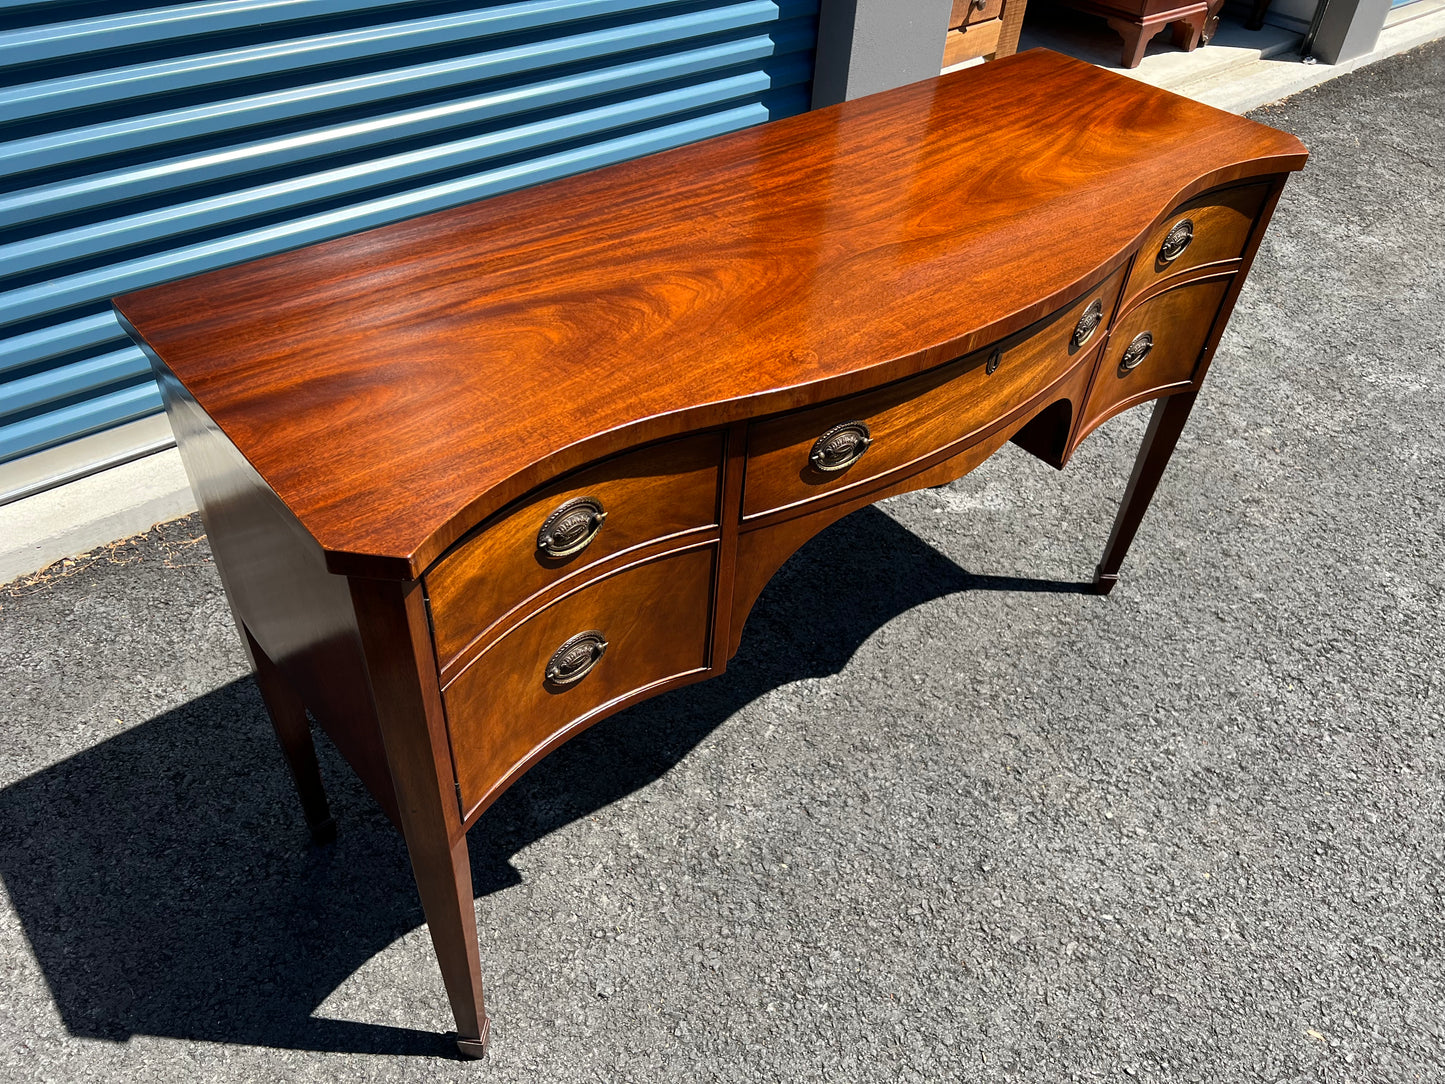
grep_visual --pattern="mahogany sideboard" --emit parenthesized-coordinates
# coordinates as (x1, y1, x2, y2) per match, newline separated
(115, 50, 1306, 1057)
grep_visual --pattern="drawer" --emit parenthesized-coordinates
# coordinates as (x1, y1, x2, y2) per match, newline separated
(1082, 275, 1233, 435)
(742, 266, 1125, 520)
(1124, 183, 1268, 302)
(950, 0, 1004, 24)
(426, 434, 722, 670)
(444, 545, 715, 814)
(943, 19, 1003, 65)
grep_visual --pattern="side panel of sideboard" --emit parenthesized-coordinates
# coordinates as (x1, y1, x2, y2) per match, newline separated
(147, 356, 401, 827)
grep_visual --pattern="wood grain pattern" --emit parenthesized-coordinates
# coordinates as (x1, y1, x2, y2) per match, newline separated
(426, 433, 722, 673)
(444, 544, 716, 817)
(1122, 182, 1268, 303)
(114, 49, 1306, 581)
(1080, 272, 1232, 439)
(741, 267, 1125, 521)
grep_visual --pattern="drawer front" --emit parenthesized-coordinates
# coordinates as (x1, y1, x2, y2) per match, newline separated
(943, 20, 1003, 65)
(742, 266, 1125, 520)
(951, 0, 1004, 24)
(1083, 275, 1233, 434)
(1124, 183, 1268, 302)
(445, 545, 715, 814)
(427, 433, 722, 669)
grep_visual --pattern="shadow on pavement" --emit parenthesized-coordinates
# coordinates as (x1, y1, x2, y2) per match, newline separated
(0, 505, 1089, 1057)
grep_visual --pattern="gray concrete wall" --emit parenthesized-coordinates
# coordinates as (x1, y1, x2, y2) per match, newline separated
(811, 0, 954, 106)
(1311, 0, 1392, 62)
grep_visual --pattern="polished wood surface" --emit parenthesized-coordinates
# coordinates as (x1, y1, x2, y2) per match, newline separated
(114, 52, 1305, 1054)
(426, 433, 722, 675)
(115, 49, 1305, 582)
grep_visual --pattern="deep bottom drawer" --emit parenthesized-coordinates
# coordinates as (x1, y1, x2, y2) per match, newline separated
(443, 544, 715, 815)
(1081, 274, 1233, 436)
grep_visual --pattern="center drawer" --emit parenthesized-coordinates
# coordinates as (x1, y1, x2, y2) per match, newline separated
(443, 544, 716, 816)
(741, 266, 1125, 520)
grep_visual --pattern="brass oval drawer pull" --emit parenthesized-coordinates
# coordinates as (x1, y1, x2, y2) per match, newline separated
(536, 496, 607, 558)
(985, 346, 1002, 375)
(1160, 218, 1194, 263)
(809, 420, 872, 473)
(1072, 299, 1103, 349)
(544, 630, 608, 686)
(1119, 331, 1154, 374)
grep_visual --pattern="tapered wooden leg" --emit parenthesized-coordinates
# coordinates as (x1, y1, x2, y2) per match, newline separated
(245, 627, 336, 844)
(410, 835, 491, 1058)
(348, 578, 490, 1057)
(1093, 391, 1198, 595)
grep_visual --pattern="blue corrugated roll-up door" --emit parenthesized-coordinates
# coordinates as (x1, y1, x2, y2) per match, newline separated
(0, 0, 819, 502)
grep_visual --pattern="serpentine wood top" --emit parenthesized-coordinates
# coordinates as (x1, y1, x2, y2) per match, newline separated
(115, 49, 1305, 579)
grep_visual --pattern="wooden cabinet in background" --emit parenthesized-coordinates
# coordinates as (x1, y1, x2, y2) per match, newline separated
(1056, 0, 1225, 68)
(944, 0, 1029, 65)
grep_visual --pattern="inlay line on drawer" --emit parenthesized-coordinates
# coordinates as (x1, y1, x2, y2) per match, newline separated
(1079, 271, 1235, 440)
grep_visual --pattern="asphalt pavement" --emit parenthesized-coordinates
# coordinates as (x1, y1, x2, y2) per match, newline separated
(1, 40, 1442, 1083)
